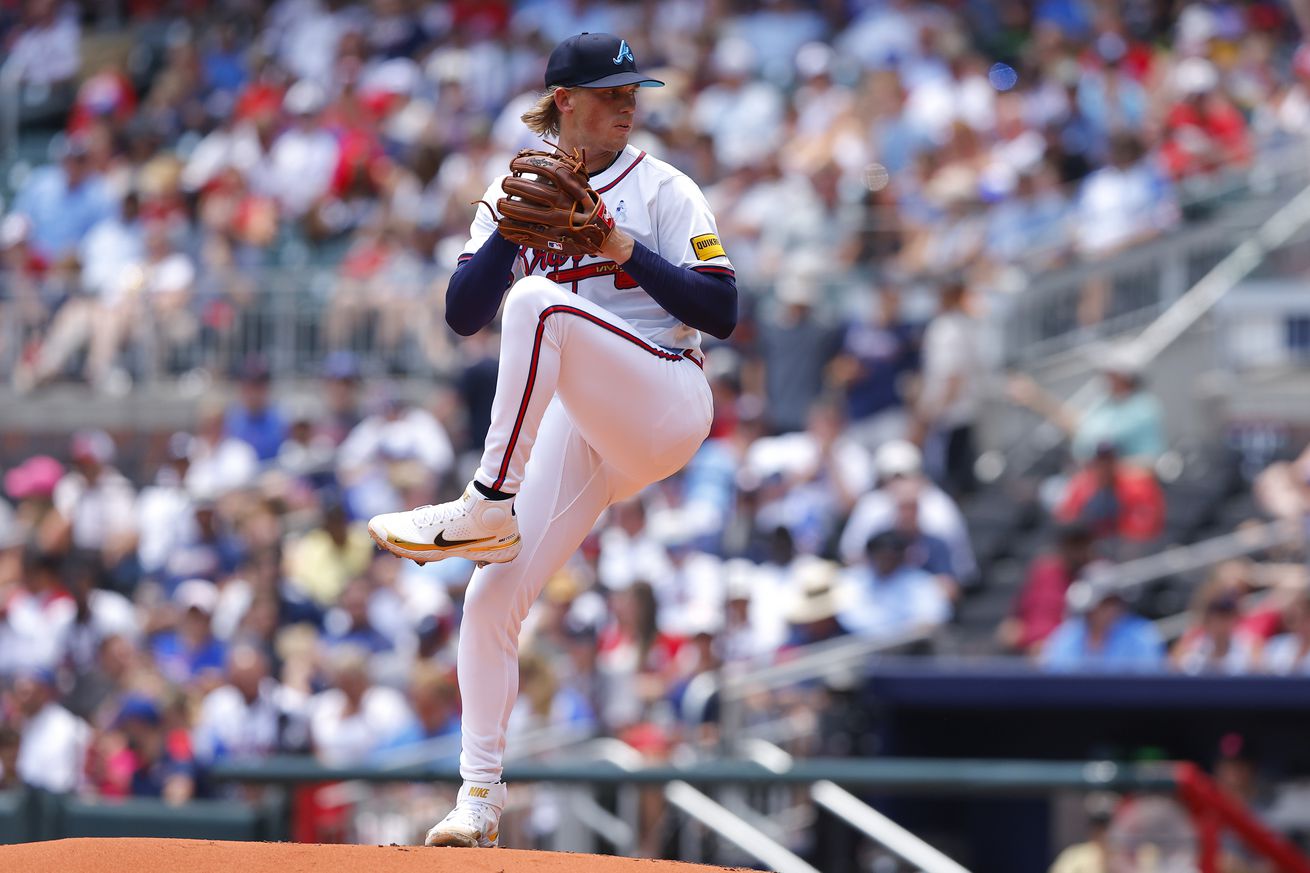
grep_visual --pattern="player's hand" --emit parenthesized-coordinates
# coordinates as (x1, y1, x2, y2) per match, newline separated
(597, 226, 635, 264)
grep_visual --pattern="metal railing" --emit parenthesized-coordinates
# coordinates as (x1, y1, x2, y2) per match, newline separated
(741, 736, 972, 873)
(680, 627, 933, 736)
(1, 141, 1306, 397)
(208, 754, 1181, 792)
(368, 721, 595, 772)
(211, 753, 1180, 870)
(998, 176, 1310, 479)
(997, 219, 1232, 366)
(0, 231, 1245, 390)
(7, 758, 1305, 873)
(0, 260, 461, 386)
(665, 780, 821, 873)
(998, 134, 1310, 366)
(813, 780, 970, 873)
(1109, 518, 1303, 597)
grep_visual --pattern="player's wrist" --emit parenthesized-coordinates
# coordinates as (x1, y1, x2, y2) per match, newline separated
(602, 228, 635, 264)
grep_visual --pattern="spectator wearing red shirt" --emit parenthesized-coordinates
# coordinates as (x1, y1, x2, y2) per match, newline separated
(1056, 442, 1165, 549)
(1161, 57, 1252, 180)
(998, 523, 1097, 655)
(67, 67, 138, 136)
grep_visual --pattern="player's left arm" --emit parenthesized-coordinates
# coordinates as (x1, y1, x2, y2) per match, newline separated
(598, 174, 737, 340)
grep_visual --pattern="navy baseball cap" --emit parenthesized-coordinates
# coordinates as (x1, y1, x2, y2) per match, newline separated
(545, 33, 664, 89)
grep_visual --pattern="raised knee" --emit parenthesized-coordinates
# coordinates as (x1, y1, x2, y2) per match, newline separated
(504, 276, 567, 319)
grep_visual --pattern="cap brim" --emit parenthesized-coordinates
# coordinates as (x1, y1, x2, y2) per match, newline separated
(570, 72, 664, 88)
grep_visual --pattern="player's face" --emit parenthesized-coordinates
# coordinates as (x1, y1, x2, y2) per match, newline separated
(561, 85, 638, 154)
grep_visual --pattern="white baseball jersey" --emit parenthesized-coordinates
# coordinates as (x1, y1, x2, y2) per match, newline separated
(461, 144, 735, 352)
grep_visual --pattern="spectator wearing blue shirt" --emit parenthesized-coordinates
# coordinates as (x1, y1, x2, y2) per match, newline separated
(867, 73, 929, 176)
(1034, 0, 1094, 40)
(150, 579, 228, 687)
(224, 356, 288, 461)
(1042, 563, 1164, 671)
(889, 487, 964, 599)
(322, 577, 394, 655)
(985, 162, 1072, 269)
(201, 23, 248, 98)
(840, 530, 952, 641)
(371, 663, 461, 764)
(12, 137, 117, 261)
(1077, 50, 1148, 142)
(829, 286, 920, 451)
(757, 261, 842, 435)
(160, 498, 246, 593)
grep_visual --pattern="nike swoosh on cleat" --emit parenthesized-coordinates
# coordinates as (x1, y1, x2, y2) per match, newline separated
(385, 534, 517, 553)
(433, 530, 494, 548)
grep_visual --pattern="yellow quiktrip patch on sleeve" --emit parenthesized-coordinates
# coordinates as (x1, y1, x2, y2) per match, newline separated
(690, 233, 726, 261)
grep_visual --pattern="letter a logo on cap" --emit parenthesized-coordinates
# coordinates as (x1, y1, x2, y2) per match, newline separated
(613, 40, 634, 65)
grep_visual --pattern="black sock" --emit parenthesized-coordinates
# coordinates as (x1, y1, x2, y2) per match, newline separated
(474, 481, 515, 501)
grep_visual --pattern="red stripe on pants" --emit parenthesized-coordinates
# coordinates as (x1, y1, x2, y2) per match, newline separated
(491, 305, 688, 491)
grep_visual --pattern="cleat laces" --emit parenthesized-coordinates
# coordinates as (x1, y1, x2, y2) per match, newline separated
(446, 799, 495, 834)
(412, 500, 467, 529)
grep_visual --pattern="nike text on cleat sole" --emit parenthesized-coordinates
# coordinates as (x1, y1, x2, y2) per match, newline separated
(368, 523, 522, 565)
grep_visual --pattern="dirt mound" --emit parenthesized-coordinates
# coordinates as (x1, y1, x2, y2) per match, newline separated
(0, 838, 745, 873)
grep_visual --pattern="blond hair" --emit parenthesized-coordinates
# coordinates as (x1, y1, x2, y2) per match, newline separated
(521, 87, 564, 137)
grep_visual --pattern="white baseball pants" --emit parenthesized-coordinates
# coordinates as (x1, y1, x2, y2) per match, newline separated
(458, 275, 712, 782)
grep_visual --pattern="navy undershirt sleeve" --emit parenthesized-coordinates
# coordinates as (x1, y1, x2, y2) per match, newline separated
(621, 240, 737, 340)
(445, 231, 520, 336)
(446, 234, 737, 341)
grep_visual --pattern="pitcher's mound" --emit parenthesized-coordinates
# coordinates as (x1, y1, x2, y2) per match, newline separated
(0, 837, 749, 873)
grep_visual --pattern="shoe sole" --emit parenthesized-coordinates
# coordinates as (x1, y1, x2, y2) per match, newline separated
(368, 524, 522, 567)
(424, 832, 481, 848)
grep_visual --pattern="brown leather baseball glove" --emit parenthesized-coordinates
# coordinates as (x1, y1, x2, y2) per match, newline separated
(487, 148, 615, 257)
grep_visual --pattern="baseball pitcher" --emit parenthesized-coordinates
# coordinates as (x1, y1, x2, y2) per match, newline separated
(368, 32, 736, 847)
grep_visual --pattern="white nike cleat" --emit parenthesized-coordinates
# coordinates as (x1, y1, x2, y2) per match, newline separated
(424, 781, 506, 848)
(369, 484, 521, 566)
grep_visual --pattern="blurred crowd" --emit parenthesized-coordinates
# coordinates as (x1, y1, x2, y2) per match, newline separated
(2, 0, 1310, 859)
(2, 0, 1310, 388)
(1, 340, 1308, 812)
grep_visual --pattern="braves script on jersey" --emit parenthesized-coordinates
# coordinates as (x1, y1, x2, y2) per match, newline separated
(463, 144, 735, 352)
